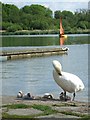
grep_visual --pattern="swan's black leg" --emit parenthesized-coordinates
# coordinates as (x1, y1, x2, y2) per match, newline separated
(64, 91, 67, 101)
(72, 92, 75, 101)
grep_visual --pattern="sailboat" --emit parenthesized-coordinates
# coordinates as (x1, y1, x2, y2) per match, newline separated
(60, 17, 67, 39)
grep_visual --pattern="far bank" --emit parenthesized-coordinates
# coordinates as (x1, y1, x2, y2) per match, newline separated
(0, 29, 89, 35)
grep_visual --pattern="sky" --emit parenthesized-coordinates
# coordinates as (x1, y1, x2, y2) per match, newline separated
(1, 0, 90, 13)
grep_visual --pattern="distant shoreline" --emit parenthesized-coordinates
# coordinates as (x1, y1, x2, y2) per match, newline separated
(0, 29, 89, 35)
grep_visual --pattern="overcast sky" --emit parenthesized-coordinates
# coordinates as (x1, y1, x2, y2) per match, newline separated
(1, 0, 89, 12)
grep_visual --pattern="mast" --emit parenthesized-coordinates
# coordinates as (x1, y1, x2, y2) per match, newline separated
(60, 17, 64, 37)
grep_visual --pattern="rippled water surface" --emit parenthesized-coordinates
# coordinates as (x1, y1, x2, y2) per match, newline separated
(0, 34, 88, 102)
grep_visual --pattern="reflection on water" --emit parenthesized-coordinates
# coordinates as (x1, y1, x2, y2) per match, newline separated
(1, 44, 88, 102)
(60, 37, 64, 46)
(1, 34, 89, 47)
(60, 36, 67, 46)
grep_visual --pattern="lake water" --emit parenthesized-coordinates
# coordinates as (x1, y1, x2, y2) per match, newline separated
(0, 34, 89, 102)
(1, 34, 89, 47)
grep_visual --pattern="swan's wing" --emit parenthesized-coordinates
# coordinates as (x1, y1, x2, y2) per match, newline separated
(53, 70, 84, 93)
(62, 72, 85, 92)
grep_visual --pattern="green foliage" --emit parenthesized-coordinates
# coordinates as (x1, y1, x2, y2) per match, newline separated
(1, 2, 90, 34)
(54, 10, 62, 19)
(54, 9, 89, 32)
(2, 22, 12, 30)
(22, 4, 52, 17)
(77, 21, 88, 29)
(2, 3, 20, 23)
(7, 24, 22, 32)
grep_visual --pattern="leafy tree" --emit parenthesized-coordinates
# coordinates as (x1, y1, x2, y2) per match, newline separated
(21, 6, 31, 14)
(1, 2, 89, 33)
(21, 4, 52, 18)
(2, 3, 20, 23)
(2, 22, 13, 30)
(77, 21, 88, 29)
(45, 8, 52, 18)
(61, 10, 74, 19)
(7, 24, 22, 32)
(54, 11, 62, 19)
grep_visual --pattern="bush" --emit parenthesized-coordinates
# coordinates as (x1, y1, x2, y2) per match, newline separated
(2, 22, 13, 30)
(7, 24, 22, 32)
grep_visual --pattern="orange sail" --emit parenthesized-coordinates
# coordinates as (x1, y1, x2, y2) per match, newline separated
(60, 17, 64, 36)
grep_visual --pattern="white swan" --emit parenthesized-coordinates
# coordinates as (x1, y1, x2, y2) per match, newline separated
(52, 60, 85, 101)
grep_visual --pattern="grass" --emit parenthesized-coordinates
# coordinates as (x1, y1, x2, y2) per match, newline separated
(32, 104, 58, 115)
(78, 116, 90, 120)
(60, 111, 90, 119)
(2, 112, 38, 119)
(2, 103, 89, 119)
(3, 103, 31, 109)
(2, 103, 58, 118)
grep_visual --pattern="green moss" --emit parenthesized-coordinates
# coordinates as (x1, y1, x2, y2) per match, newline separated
(2, 112, 37, 119)
(2, 103, 58, 118)
(3, 103, 31, 109)
(2, 103, 89, 119)
(32, 104, 58, 115)
(78, 115, 90, 120)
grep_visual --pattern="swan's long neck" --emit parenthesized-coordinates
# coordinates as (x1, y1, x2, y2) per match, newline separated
(53, 60, 62, 75)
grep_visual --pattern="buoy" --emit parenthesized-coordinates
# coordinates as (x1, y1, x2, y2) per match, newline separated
(61, 35, 68, 39)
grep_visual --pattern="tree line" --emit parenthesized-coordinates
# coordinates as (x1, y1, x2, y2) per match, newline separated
(1, 2, 90, 34)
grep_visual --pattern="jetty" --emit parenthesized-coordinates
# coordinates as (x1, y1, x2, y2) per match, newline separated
(0, 47, 68, 60)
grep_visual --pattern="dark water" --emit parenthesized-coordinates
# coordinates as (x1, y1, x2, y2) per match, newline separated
(0, 34, 88, 102)
(1, 34, 89, 47)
